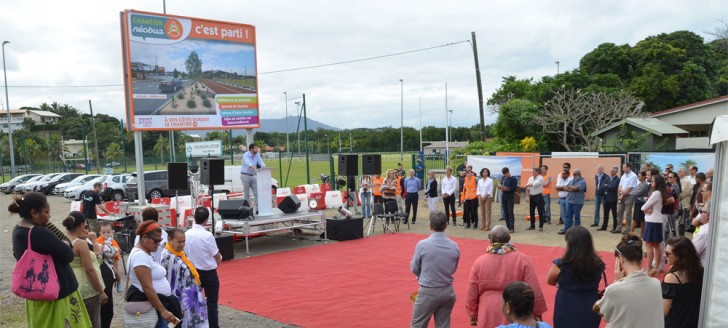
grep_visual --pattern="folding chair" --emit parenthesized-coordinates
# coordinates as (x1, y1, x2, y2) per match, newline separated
(366, 202, 396, 236)
(384, 199, 406, 232)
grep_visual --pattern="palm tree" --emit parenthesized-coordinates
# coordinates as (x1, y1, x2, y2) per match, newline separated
(679, 159, 697, 170)
(23, 139, 44, 170)
(104, 143, 123, 165)
(153, 136, 168, 164)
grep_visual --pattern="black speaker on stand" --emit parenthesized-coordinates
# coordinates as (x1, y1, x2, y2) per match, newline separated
(200, 158, 225, 185)
(167, 163, 189, 190)
(338, 154, 359, 176)
(362, 154, 382, 175)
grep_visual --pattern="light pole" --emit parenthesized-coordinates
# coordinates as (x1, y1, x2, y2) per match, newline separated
(325, 134, 333, 185)
(2, 41, 16, 177)
(399, 79, 403, 161)
(555, 61, 560, 75)
(419, 97, 422, 152)
(284, 92, 289, 155)
(448, 109, 453, 140)
(295, 101, 301, 157)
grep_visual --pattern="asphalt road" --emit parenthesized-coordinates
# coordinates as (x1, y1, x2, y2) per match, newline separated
(131, 80, 191, 115)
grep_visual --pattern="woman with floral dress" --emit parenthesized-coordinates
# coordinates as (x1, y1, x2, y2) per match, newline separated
(160, 228, 208, 328)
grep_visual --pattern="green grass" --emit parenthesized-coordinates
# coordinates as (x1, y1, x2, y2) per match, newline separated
(0, 153, 420, 188)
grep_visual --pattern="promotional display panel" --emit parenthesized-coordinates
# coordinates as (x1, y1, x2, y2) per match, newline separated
(121, 10, 258, 131)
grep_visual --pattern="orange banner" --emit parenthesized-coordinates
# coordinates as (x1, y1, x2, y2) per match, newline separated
(190, 20, 256, 43)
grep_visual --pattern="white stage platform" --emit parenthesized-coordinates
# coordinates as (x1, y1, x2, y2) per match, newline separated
(222, 208, 327, 254)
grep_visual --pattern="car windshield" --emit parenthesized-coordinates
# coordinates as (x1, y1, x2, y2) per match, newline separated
(83, 176, 106, 186)
(24, 176, 43, 183)
(39, 174, 59, 182)
(9, 175, 37, 183)
(70, 175, 90, 183)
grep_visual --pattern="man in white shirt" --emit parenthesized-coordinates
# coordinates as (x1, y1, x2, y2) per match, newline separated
(185, 207, 223, 328)
(555, 169, 572, 226)
(441, 167, 459, 225)
(525, 168, 545, 231)
(616, 163, 638, 233)
(241, 143, 266, 212)
(688, 165, 698, 186)
(692, 202, 710, 266)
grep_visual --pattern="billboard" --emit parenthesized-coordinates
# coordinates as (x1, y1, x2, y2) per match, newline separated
(120, 10, 258, 131)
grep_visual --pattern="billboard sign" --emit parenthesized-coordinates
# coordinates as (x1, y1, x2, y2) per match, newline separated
(120, 10, 258, 131)
(185, 140, 223, 158)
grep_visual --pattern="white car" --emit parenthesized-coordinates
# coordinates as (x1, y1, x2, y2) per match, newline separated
(54, 174, 102, 195)
(13, 175, 44, 194)
(16, 174, 61, 194)
(99, 174, 131, 201)
(64, 176, 106, 201)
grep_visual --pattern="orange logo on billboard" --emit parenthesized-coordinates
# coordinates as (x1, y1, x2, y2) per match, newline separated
(164, 18, 183, 40)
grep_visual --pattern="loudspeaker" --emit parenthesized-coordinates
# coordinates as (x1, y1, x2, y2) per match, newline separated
(215, 235, 234, 261)
(338, 154, 358, 176)
(362, 154, 382, 175)
(277, 195, 301, 213)
(218, 199, 251, 219)
(167, 163, 188, 190)
(200, 158, 225, 185)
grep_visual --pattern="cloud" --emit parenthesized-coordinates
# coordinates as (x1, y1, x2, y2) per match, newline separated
(0, 0, 723, 131)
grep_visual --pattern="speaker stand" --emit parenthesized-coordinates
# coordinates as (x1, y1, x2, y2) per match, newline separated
(209, 184, 217, 235)
(365, 213, 395, 236)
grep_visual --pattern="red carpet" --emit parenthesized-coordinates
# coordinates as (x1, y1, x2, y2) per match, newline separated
(218, 233, 616, 327)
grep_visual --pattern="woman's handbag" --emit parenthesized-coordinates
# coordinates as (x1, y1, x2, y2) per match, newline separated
(123, 262, 157, 327)
(11, 226, 60, 301)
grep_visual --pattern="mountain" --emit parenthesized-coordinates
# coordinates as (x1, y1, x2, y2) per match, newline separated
(186, 116, 339, 138)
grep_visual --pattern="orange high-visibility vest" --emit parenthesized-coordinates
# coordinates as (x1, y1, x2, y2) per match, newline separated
(542, 174, 552, 195)
(461, 176, 477, 201)
(396, 176, 403, 195)
(372, 176, 383, 196)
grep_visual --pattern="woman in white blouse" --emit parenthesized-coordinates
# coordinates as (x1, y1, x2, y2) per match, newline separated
(641, 174, 668, 277)
(477, 168, 494, 231)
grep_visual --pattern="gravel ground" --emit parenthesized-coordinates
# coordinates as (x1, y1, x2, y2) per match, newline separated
(1, 192, 627, 327)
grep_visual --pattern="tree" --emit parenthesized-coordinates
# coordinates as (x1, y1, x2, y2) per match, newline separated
(601, 123, 648, 152)
(104, 143, 123, 164)
(185, 51, 203, 80)
(535, 89, 645, 151)
(492, 99, 542, 144)
(153, 136, 168, 163)
(579, 42, 633, 80)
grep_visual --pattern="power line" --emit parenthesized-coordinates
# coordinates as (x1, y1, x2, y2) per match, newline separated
(0, 40, 470, 88)
(259, 40, 470, 74)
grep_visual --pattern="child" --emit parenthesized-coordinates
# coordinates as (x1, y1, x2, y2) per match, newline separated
(97, 222, 122, 327)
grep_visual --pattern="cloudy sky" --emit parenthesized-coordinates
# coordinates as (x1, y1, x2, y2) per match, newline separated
(1, 0, 725, 130)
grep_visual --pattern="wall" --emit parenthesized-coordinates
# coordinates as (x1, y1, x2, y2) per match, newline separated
(542, 156, 623, 201)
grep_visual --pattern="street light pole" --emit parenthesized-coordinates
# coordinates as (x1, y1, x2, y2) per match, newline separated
(399, 79, 403, 161)
(284, 92, 289, 155)
(2, 41, 16, 177)
(419, 97, 422, 152)
(295, 101, 301, 157)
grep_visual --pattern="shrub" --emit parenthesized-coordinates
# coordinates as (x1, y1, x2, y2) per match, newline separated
(202, 99, 212, 108)
(187, 99, 197, 108)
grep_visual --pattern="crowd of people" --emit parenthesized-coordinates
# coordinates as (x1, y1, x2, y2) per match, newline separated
(410, 210, 707, 328)
(10, 191, 222, 328)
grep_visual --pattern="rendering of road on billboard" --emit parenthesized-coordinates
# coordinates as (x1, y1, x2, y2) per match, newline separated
(121, 10, 258, 131)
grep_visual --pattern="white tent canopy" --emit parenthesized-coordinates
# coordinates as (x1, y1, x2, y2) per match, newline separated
(699, 115, 728, 326)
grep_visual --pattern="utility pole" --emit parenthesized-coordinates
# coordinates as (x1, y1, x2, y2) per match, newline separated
(419, 97, 423, 152)
(295, 101, 301, 157)
(89, 100, 101, 173)
(399, 79, 404, 161)
(2, 41, 16, 177)
(120, 120, 127, 172)
(302, 94, 310, 184)
(471, 32, 485, 140)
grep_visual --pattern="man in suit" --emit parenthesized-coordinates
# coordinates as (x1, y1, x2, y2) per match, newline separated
(599, 166, 620, 232)
(592, 165, 607, 227)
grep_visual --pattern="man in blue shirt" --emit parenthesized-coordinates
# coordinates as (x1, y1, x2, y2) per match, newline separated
(560, 168, 587, 235)
(497, 167, 518, 233)
(410, 211, 460, 328)
(404, 169, 422, 224)
(415, 160, 425, 189)
(241, 143, 266, 212)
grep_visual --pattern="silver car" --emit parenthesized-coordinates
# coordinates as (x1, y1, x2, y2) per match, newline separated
(0, 174, 41, 194)
(54, 174, 102, 195)
(64, 176, 106, 201)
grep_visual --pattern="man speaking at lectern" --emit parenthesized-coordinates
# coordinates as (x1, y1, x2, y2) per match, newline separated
(241, 143, 266, 212)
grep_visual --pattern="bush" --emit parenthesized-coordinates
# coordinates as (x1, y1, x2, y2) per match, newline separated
(187, 99, 197, 108)
(200, 93, 207, 100)
(202, 99, 212, 108)
(176, 93, 184, 99)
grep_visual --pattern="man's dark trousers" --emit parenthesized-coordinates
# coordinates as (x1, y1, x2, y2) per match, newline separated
(405, 193, 419, 223)
(529, 194, 545, 229)
(199, 268, 220, 328)
(443, 195, 456, 224)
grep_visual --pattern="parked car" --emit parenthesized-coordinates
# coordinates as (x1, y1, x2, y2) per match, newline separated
(105, 162, 120, 168)
(17, 174, 61, 194)
(53, 174, 101, 195)
(13, 175, 45, 194)
(64, 176, 106, 201)
(99, 174, 132, 201)
(125, 170, 190, 201)
(1, 174, 41, 194)
(37, 173, 83, 195)
(159, 77, 183, 92)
